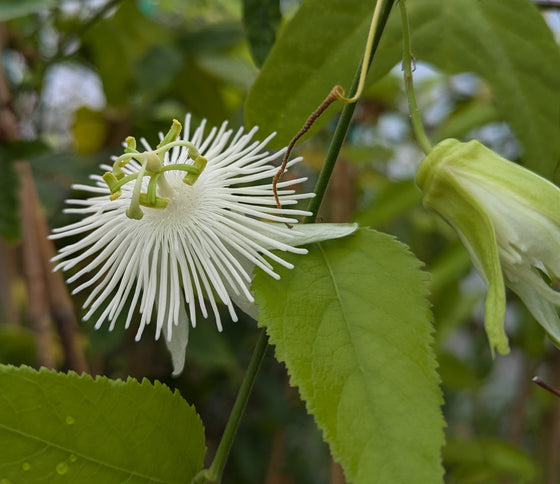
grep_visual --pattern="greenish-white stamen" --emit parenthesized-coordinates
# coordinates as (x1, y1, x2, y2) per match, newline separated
(103, 119, 207, 219)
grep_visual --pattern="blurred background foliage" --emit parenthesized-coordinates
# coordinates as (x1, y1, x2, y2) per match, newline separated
(1, 0, 560, 482)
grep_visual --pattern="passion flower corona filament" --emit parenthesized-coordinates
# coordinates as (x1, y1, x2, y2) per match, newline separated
(50, 115, 357, 373)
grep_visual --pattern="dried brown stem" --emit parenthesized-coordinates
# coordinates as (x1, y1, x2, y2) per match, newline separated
(35, 199, 89, 373)
(330, 459, 347, 484)
(16, 162, 89, 373)
(533, 0, 560, 7)
(263, 430, 288, 484)
(533, 376, 560, 398)
(17, 162, 56, 369)
(1, 22, 88, 372)
(0, 240, 19, 325)
(536, 352, 560, 483)
(272, 86, 343, 211)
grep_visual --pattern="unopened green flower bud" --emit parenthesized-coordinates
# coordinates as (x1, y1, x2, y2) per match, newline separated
(417, 138, 560, 354)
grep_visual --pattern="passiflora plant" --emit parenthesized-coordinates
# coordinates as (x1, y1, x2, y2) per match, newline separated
(2, 0, 560, 483)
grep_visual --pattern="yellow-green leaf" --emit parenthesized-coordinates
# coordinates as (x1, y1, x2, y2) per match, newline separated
(0, 365, 205, 483)
(254, 229, 444, 483)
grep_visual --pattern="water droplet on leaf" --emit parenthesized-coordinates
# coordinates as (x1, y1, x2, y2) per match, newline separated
(69, 454, 77, 463)
(56, 462, 68, 475)
(22, 462, 31, 471)
(65, 416, 75, 425)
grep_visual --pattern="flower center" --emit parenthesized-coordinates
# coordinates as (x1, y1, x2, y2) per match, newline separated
(102, 119, 207, 220)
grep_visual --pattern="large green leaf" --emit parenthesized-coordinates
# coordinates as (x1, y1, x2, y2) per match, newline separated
(253, 229, 444, 483)
(245, 0, 388, 148)
(242, 0, 282, 67)
(369, 0, 560, 179)
(246, 0, 560, 178)
(0, 365, 205, 483)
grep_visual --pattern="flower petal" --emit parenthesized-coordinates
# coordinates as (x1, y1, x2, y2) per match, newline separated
(162, 297, 190, 376)
(417, 139, 509, 355)
(507, 276, 560, 346)
(228, 223, 359, 320)
(259, 222, 359, 249)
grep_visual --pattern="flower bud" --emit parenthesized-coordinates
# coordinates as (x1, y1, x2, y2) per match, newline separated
(417, 139, 560, 354)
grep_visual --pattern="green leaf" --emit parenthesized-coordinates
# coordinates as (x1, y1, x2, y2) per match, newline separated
(0, 365, 205, 483)
(134, 45, 183, 96)
(178, 23, 244, 53)
(254, 229, 444, 483)
(0, 0, 55, 21)
(197, 54, 257, 91)
(242, 0, 282, 67)
(245, 0, 380, 147)
(247, 0, 560, 177)
(369, 0, 560, 179)
(171, 58, 229, 124)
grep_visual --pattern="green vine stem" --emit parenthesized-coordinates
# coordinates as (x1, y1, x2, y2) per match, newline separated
(305, 0, 396, 222)
(399, 0, 432, 154)
(193, 329, 268, 484)
(195, 2, 397, 482)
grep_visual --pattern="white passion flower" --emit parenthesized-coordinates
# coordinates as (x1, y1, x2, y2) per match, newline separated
(51, 115, 357, 374)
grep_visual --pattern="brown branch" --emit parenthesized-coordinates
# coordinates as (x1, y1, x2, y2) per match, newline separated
(17, 162, 89, 373)
(533, 0, 560, 8)
(330, 459, 347, 484)
(17, 162, 56, 369)
(533, 376, 560, 398)
(536, 352, 560, 483)
(1, 21, 88, 372)
(35, 201, 89, 373)
(0, 240, 19, 325)
(263, 430, 289, 484)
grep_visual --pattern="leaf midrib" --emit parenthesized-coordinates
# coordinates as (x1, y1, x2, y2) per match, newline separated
(0, 420, 181, 483)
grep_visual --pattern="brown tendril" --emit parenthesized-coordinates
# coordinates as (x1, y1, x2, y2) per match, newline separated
(272, 85, 344, 212)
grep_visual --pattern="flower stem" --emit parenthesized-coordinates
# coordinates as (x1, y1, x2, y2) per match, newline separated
(399, 0, 432, 154)
(196, 329, 268, 483)
(305, 0, 395, 222)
